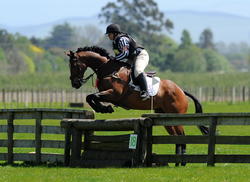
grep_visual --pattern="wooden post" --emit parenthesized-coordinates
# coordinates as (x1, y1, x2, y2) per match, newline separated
(70, 127, 82, 166)
(3, 89, 6, 108)
(35, 112, 42, 164)
(143, 118, 153, 167)
(232, 87, 236, 103)
(207, 116, 218, 166)
(7, 112, 14, 164)
(133, 120, 142, 167)
(212, 87, 216, 102)
(64, 123, 72, 166)
(198, 87, 202, 102)
(61, 90, 65, 108)
(83, 131, 93, 151)
(242, 86, 246, 102)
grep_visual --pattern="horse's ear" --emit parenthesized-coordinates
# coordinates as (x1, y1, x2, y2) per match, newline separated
(64, 50, 75, 57)
(64, 51, 71, 57)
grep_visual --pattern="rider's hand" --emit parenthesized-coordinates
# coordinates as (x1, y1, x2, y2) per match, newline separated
(109, 55, 116, 61)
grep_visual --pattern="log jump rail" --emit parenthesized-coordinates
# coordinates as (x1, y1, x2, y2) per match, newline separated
(0, 108, 94, 165)
(61, 118, 152, 167)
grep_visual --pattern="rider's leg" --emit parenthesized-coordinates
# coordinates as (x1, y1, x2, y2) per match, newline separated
(134, 50, 150, 100)
(136, 73, 149, 100)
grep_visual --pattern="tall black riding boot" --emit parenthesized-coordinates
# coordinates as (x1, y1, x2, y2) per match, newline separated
(136, 73, 150, 101)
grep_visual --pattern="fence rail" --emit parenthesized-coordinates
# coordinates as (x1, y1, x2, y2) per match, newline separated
(0, 89, 89, 108)
(143, 113, 250, 166)
(0, 108, 94, 164)
(0, 87, 250, 107)
(185, 86, 250, 102)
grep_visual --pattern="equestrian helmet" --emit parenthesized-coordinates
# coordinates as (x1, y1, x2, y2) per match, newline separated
(105, 24, 121, 34)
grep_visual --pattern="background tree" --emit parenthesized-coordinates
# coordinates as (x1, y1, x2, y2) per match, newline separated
(45, 23, 75, 49)
(0, 29, 15, 50)
(198, 28, 215, 50)
(179, 29, 192, 49)
(148, 34, 177, 71)
(216, 42, 249, 71)
(203, 48, 233, 72)
(73, 25, 103, 49)
(99, 0, 176, 72)
(171, 46, 207, 72)
(99, 0, 173, 40)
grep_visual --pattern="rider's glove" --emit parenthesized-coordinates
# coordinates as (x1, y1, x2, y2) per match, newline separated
(109, 55, 116, 61)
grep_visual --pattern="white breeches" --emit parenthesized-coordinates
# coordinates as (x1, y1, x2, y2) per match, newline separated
(133, 49, 149, 78)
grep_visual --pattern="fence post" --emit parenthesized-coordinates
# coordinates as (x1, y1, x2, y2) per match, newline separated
(35, 111, 42, 164)
(242, 86, 246, 102)
(232, 87, 236, 103)
(144, 118, 153, 167)
(70, 127, 82, 166)
(207, 116, 218, 166)
(212, 87, 216, 102)
(64, 122, 72, 166)
(133, 120, 143, 167)
(2, 89, 6, 108)
(61, 90, 65, 108)
(7, 112, 14, 164)
(198, 87, 202, 102)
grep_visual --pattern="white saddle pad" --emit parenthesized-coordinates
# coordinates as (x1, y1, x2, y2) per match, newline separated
(130, 76, 161, 96)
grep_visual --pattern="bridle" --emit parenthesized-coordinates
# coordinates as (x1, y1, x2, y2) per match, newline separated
(73, 59, 108, 85)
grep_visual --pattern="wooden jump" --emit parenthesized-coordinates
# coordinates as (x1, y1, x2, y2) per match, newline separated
(61, 118, 152, 167)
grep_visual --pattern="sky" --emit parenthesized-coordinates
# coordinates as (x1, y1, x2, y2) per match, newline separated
(1, 0, 250, 26)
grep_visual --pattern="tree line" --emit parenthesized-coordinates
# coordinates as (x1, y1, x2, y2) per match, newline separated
(0, 0, 249, 75)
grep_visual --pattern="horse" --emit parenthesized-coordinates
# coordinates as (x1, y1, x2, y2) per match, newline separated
(65, 46, 209, 166)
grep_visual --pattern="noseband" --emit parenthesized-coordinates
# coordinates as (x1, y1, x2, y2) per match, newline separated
(73, 60, 107, 85)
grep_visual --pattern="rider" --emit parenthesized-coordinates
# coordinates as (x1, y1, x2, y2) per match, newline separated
(105, 23, 150, 100)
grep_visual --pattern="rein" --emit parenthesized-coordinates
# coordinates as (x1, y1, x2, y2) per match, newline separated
(81, 72, 95, 84)
(81, 60, 107, 85)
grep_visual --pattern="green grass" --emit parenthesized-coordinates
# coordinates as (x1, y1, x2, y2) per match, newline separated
(1, 102, 250, 182)
(1, 165, 250, 182)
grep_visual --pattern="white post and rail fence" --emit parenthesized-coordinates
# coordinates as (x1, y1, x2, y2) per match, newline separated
(0, 87, 249, 108)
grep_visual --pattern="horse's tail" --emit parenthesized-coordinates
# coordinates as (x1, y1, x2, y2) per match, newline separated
(184, 91, 209, 135)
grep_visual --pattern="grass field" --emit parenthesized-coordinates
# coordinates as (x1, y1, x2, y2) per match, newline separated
(1, 102, 250, 182)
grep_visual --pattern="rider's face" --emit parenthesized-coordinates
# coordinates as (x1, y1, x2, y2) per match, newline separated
(107, 33, 115, 40)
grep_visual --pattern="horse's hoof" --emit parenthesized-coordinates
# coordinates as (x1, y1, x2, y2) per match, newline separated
(107, 105, 114, 113)
(94, 108, 102, 113)
(181, 162, 186, 166)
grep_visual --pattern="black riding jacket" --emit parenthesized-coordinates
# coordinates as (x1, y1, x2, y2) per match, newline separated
(112, 33, 144, 61)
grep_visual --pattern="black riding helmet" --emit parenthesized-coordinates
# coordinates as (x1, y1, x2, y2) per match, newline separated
(105, 24, 121, 34)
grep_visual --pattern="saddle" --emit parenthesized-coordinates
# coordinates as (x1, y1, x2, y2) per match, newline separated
(146, 71, 156, 78)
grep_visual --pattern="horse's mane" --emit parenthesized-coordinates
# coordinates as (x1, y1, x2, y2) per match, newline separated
(76, 46, 110, 59)
(76, 46, 131, 69)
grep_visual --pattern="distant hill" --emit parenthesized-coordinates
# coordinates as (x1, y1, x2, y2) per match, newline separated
(1, 11, 250, 44)
(166, 10, 250, 43)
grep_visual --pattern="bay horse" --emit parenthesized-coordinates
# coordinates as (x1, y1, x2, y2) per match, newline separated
(66, 46, 209, 166)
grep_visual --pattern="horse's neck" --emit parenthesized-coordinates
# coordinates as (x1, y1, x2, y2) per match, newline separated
(85, 57, 107, 72)
(96, 60, 130, 80)
(90, 60, 105, 72)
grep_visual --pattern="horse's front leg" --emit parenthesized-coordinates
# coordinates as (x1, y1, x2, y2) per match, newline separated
(86, 89, 116, 113)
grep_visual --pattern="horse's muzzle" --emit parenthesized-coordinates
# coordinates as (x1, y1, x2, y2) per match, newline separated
(71, 78, 83, 89)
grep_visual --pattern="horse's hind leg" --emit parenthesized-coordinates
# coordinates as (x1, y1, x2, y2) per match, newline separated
(174, 126, 186, 166)
(165, 126, 186, 167)
(155, 108, 187, 167)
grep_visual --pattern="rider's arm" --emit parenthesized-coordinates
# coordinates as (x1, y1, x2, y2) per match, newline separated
(115, 37, 129, 61)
